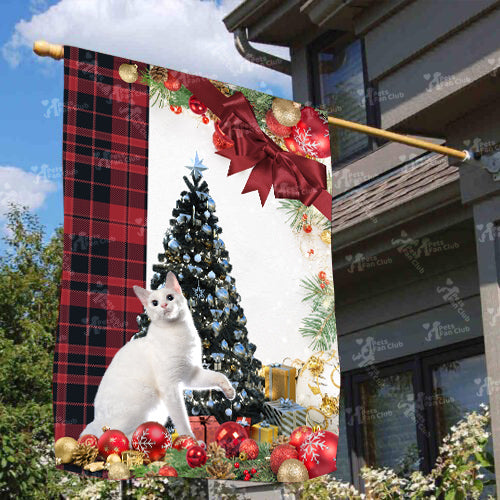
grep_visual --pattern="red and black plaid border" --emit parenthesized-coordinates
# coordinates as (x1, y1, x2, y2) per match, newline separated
(54, 47, 149, 440)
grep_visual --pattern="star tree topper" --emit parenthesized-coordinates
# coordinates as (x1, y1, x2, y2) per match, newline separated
(185, 151, 208, 179)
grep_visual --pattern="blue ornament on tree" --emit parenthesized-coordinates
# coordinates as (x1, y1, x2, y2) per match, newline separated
(168, 239, 180, 252)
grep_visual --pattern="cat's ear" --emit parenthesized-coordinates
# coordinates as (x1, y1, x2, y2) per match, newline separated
(133, 285, 151, 307)
(165, 272, 182, 294)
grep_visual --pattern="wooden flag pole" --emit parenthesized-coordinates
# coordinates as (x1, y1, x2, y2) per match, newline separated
(33, 40, 64, 59)
(32, 39, 471, 162)
(327, 116, 469, 161)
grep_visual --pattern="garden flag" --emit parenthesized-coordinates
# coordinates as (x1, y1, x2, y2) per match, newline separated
(54, 46, 340, 481)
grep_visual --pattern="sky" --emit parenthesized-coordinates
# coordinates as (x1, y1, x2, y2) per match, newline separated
(0, 0, 291, 249)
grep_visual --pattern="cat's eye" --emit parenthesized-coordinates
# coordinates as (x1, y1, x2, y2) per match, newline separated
(152, 300, 158, 306)
(167, 294, 174, 301)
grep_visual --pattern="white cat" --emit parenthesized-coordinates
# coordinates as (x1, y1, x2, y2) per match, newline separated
(80, 272, 235, 440)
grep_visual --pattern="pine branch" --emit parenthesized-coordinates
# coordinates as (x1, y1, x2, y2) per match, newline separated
(299, 304, 336, 351)
(300, 276, 334, 311)
(278, 199, 330, 231)
(140, 69, 192, 109)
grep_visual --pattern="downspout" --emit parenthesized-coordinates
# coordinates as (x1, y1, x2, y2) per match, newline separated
(234, 28, 291, 75)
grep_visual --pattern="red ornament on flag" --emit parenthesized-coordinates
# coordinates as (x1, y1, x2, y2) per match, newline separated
(213, 121, 234, 151)
(159, 465, 178, 477)
(189, 95, 208, 115)
(131, 421, 172, 461)
(172, 434, 198, 451)
(299, 430, 338, 478)
(291, 107, 330, 158)
(186, 444, 208, 468)
(289, 425, 313, 451)
(215, 421, 247, 458)
(97, 427, 129, 459)
(164, 74, 181, 91)
(239, 438, 259, 460)
(78, 434, 98, 448)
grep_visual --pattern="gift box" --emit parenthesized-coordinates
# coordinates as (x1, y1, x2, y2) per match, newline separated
(189, 416, 219, 444)
(264, 363, 296, 400)
(236, 417, 252, 436)
(250, 420, 278, 444)
(263, 398, 307, 435)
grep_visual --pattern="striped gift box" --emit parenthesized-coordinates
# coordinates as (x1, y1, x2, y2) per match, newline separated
(263, 398, 307, 435)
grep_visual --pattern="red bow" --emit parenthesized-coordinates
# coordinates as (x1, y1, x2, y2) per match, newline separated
(169, 72, 332, 220)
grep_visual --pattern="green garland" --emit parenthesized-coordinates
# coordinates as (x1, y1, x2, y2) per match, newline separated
(299, 275, 336, 351)
(278, 199, 330, 232)
(141, 69, 192, 109)
(130, 442, 276, 482)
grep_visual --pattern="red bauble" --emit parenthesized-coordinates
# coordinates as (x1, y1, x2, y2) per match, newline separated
(212, 122, 234, 151)
(78, 434, 98, 448)
(131, 421, 172, 462)
(289, 426, 313, 451)
(270, 444, 299, 474)
(189, 95, 208, 115)
(291, 107, 330, 158)
(215, 422, 247, 458)
(239, 438, 259, 460)
(186, 445, 207, 468)
(202, 115, 209, 124)
(318, 271, 327, 282)
(172, 435, 198, 451)
(265, 110, 292, 138)
(170, 105, 182, 114)
(303, 224, 312, 233)
(97, 428, 129, 459)
(299, 430, 338, 478)
(283, 136, 304, 156)
(158, 465, 178, 477)
(164, 74, 181, 91)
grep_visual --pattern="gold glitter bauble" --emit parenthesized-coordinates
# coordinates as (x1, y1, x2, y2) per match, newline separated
(55, 437, 78, 464)
(321, 229, 331, 245)
(106, 453, 122, 465)
(119, 63, 138, 83)
(277, 459, 309, 482)
(108, 462, 131, 480)
(272, 98, 301, 127)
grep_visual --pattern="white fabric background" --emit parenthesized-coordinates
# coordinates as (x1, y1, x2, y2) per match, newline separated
(147, 105, 330, 365)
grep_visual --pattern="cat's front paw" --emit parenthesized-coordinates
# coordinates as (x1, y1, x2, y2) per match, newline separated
(219, 378, 236, 400)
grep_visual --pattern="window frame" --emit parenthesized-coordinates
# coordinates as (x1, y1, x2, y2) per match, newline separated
(308, 31, 383, 167)
(338, 337, 486, 490)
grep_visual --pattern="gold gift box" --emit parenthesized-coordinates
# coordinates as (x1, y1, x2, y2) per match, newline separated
(263, 364, 296, 400)
(250, 421, 279, 444)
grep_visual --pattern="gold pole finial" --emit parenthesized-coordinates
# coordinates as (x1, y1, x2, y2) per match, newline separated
(33, 40, 64, 60)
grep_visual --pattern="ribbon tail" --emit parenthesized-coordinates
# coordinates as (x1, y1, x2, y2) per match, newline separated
(242, 162, 273, 206)
(312, 189, 333, 221)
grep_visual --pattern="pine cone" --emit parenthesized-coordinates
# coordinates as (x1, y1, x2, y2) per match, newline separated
(270, 435, 290, 452)
(206, 459, 236, 480)
(209, 79, 232, 97)
(150, 65, 168, 83)
(72, 443, 99, 467)
(207, 442, 226, 461)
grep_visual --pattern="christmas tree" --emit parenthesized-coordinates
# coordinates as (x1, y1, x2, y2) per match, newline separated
(135, 154, 265, 423)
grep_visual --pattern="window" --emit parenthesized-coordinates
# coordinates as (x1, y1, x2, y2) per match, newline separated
(334, 339, 489, 491)
(310, 34, 379, 164)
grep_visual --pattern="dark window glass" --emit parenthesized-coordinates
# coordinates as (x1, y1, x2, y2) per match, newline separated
(359, 371, 420, 474)
(332, 394, 351, 482)
(317, 39, 370, 162)
(431, 354, 488, 442)
(431, 354, 493, 497)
